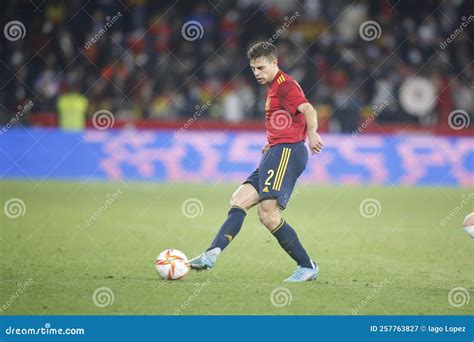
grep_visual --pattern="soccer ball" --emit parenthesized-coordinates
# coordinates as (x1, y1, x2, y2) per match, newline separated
(155, 249, 189, 280)
(463, 212, 474, 238)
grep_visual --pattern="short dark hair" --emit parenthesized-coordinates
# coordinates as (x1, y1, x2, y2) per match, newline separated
(247, 42, 277, 61)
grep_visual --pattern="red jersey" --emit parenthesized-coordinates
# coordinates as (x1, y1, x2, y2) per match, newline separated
(265, 70, 309, 146)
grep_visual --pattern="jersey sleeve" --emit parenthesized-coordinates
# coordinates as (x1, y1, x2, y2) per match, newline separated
(277, 80, 309, 115)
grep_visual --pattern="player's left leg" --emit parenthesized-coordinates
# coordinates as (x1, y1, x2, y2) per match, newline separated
(257, 142, 318, 282)
(258, 199, 318, 282)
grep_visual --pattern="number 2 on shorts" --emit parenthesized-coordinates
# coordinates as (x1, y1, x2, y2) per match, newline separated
(265, 169, 274, 186)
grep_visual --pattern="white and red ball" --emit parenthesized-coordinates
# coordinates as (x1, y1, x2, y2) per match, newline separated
(463, 212, 474, 238)
(155, 249, 189, 280)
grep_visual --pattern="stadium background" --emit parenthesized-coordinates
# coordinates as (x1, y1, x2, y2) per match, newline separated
(0, 0, 473, 315)
(1, 0, 473, 132)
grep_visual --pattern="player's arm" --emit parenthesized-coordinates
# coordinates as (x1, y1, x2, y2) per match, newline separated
(298, 102, 323, 154)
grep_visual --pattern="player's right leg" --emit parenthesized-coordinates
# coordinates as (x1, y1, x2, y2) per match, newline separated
(189, 182, 259, 270)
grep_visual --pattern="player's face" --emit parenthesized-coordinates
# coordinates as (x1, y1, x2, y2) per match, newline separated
(250, 57, 278, 85)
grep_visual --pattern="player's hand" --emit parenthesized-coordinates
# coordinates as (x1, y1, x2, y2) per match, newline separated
(308, 131, 323, 155)
(262, 143, 270, 153)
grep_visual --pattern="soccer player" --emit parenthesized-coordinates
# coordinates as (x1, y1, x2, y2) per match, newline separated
(189, 42, 324, 282)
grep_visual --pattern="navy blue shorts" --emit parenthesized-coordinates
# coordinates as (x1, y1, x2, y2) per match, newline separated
(243, 142, 308, 209)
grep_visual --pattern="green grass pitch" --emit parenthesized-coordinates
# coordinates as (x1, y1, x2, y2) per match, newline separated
(1, 181, 473, 315)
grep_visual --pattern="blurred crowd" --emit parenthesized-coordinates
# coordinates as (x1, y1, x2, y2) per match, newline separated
(1, 0, 472, 131)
